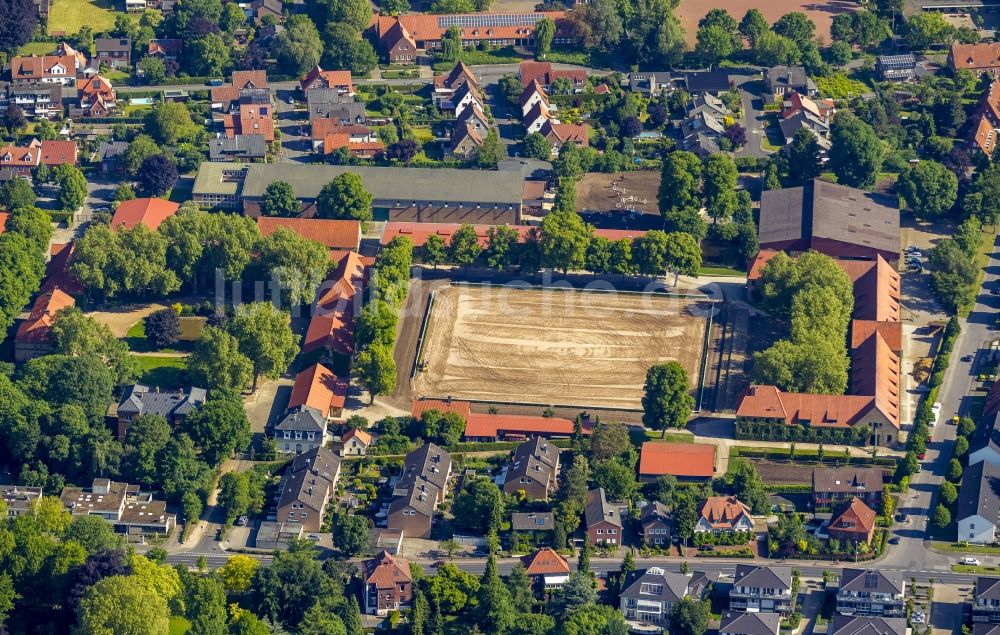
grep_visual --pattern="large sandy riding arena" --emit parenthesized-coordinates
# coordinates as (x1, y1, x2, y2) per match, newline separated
(675, 0, 855, 46)
(576, 172, 661, 216)
(412, 285, 715, 410)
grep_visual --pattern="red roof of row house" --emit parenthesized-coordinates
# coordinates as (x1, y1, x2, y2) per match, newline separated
(110, 197, 180, 231)
(949, 42, 1000, 73)
(14, 288, 75, 346)
(638, 442, 716, 478)
(323, 133, 385, 158)
(967, 80, 1000, 156)
(256, 217, 362, 253)
(434, 62, 478, 91)
(10, 54, 79, 82)
(0, 139, 79, 171)
(302, 252, 365, 356)
(381, 222, 647, 248)
(410, 398, 587, 440)
(224, 109, 274, 142)
(299, 65, 354, 94)
(310, 120, 372, 143)
(374, 11, 569, 51)
(288, 362, 349, 418)
(518, 60, 587, 88)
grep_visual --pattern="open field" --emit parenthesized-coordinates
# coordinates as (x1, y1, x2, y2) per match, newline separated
(576, 171, 660, 216)
(412, 285, 714, 409)
(47, 0, 121, 35)
(675, 0, 855, 46)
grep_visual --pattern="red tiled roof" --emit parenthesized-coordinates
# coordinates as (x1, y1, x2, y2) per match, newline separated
(14, 288, 75, 345)
(288, 362, 347, 418)
(376, 12, 566, 49)
(257, 217, 361, 251)
(522, 547, 569, 576)
(42, 242, 84, 294)
(829, 496, 876, 536)
(310, 119, 371, 141)
(698, 496, 752, 529)
(232, 107, 274, 142)
(232, 70, 268, 89)
(747, 249, 782, 281)
(736, 385, 876, 429)
(0, 143, 40, 168)
(110, 197, 180, 231)
(411, 398, 473, 420)
(300, 65, 354, 93)
(951, 42, 1000, 71)
(850, 331, 900, 428)
(638, 442, 715, 478)
(851, 320, 903, 353)
(364, 551, 412, 588)
(11, 54, 76, 80)
(541, 121, 589, 147)
(303, 252, 365, 355)
(343, 428, 372, 446)
(323, 133, 384, 155)
(39, 140, 77, 166)
(464, 413, 577, 439)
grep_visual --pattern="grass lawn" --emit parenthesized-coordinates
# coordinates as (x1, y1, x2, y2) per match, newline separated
(18, 42, 56, 56)
(699, 265, 745, 277)
(125, 317, 202, 353)
(47, 0, 122, 35)
(168, 616, 191, 635)
(761, 114, 784, 152)
(132, 355, 188, 388)
(933, 540, 1000, 555)
(629, 428, 696, 445)
(953, 564, 1000, 574)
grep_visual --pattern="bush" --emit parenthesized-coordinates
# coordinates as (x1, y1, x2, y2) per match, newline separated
(145, 308, 181, 349)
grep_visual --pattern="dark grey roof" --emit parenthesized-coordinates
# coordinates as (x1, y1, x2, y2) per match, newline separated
(682, 70, 732, 93)
(766, 66, 809, 90)
(307, 89, 364, 121)
(117, 384, 207, 419)
(388, 481, 438, 518)
(734, 565, 792, 591)
(8, 83, 61, 99)
(778, 109, 829, 143)
(98, 141, 128, 161)
(277, 454, 335, 513)
(399, 443, 451, 493)
(95, 38, 131, 53)
(620, 567, 690, 603)
(720, 611, 781, 635)
(641, 500, 670, 527)
(976, 576, 1000, 601)
(830, 616, 906, 635)
(289, 446, 340, 481)
(209, 134, 266, 160)
(971, 411, 1000, 457)
(974, 624, 1000, 635)
(876, 54, 917, 70)
(839, 569, 904, 595)
(759, 180, 899, 254)
(505, 437, 559, 489)
(511, 511, 554, 531)
(275, 405, 326, 433)
(812, 468, 885, 495)
(584, 487, 622, 529)
(958, 460, 1000, 523)
(239, 88, 269, 105)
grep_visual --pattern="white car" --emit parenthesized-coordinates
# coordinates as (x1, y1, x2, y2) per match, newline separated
(961, 557, 981, 566)
(931, 402, 942, 425)
(912, 612, 926, 624)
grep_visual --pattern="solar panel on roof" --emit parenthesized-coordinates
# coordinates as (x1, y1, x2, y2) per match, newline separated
(437, 13, 545, 28)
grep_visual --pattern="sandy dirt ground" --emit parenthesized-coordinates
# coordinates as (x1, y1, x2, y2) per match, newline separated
(412, 285, 710, 409)
(88, 302, 169, 337)
(576, 172, 660, 216)
(675, 0, 856, 46)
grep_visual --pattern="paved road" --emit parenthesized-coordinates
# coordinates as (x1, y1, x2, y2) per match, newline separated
(733, 76, 770, 160)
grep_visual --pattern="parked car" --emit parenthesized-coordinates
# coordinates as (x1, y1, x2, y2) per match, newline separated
(912, 612, 926, 624)
(236, 515, 248, 526)
(431, 560, 446, 569)
(961, 557, 981, 566)
(888, 537, 900, 545)
(931, 402, 942, 425)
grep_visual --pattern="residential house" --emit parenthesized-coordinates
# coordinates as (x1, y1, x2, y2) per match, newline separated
(341, 428, 372, 456)
(209, 135, 267, 162)
(210, 71, 268, 112)
(511, 511, 554, 541)
(300, 65, 354, 95)
(730, 565, 794, 615)
(433, 62, 478, 108)
(829, 616, 907, 635)
(97, 140, 128, 174)
(303, 251, 365, 356)
(970, 411, 1000, 469)
(55, 42, 88, 69)
(362, 551, 413, 615)
(6, 84, 62, 119)
(675, 93, 729, 158)
(250, 0, 282, 23)
(0, 141, 40, 176)
(76, 74, 117, 116)
(766, 66, 813, 96)
(323, 127, 384, 159)
(958, 460, 1000, 545)
(0, 485, 43, 517)
(638, 442, 715, 481)
(39, 139, 77, 167)
(974, 577, 1000, 623)
(95, 38, 131, 69)
(519, 60, 586, 91)
(812, 467, 885, 509)
(619, 567, 692, 627)
(450, 121, 484, 158)
(275, 446, 340, 532)
(779, 109, 831, 149)
(452, 82, 484, 119)
(110, 197, 180, 231)
(13, 287, 75, 362)
(836, 569, 906, 617)
(639, 500, 671, 546)
(524, 100, 555, 134)
(627, 71, 675, 96)
(222, 90, 274, 142)
(398, 443, 451, 502)
(10, 54, 79, 86)
(584, 487, 622, 545)
(288, 362, 348, 422)
(539, 120, 588, 154)
(696, 496, 754, 535)
(274, 406, 327, 455)
(780, 92, 834, 121)
(681, 70, 733, 95)
(456, 102, 490, 138)
(520, 80, 549, 118)
(503, 437, 560, 500)
(720, 611, 782, 635)
(60, 478, 176, 536)
(308, 89, 366, 124)
(828, 497, 877, 545)
(387, 444, 452, 539)
(115, 384, 207, 440)
(876, 54, 917, 82)
(522, 547, 570, 591)
(967, 80, 1000, 159)
(949, 42, 1000, 76)
(147, 39, 182, 59)
(373, 12, 572, 62)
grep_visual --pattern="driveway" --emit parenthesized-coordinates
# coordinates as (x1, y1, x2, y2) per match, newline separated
(244, 376, 294, 435)
(733, 76, 771, 160)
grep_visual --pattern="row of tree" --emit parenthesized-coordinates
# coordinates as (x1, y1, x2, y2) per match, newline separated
(261, 173, 374, 222)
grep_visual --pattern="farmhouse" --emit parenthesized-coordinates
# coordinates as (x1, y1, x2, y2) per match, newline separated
(638, 442, 715, 481)
(341, 428, 372, 456)
(967, 80, 1000, 159)
(303, 252, 366, 357)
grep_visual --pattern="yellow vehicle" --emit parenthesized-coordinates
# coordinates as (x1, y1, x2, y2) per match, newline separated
(953, 415, 960, 424)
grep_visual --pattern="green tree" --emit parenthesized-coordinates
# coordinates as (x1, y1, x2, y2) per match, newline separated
(0, 176, 35, 210)
(19, 354, 114, 421)
(185, 575, 228, 635)
(477, 128, 507, 168)
(522, 132, 553, 159)
(261, 181, 299, 217)
(702, 154, 737, 224)
(321, 22, 378, 75)
(138, 55, 167, 84)
(932, 503, 951, 529)
(929, 238, 977, 312)
(787, 128, 822, 184)
(450, 223, 483, 270)
(50, 308, 137, 385)
(739, 8, 768, 46)
(904, 11, 953, 49)
(332, 513, 370, 556)
(272, 15, 323, 76)
(258, 227, 330, 306)
(218, 555, 259, 593)
(593, 458, 638, 501)
(773, 12, 816, 49)
(669, 597, 710, 635)
(354, 299, 398, 350)
(123, 135, 159, 176)
(540, 209, 592, 273)
(630, 0, 686, 67)
(186, 33, 229, 76)
(53, 163, 87, 212)
(76, 575, 170, 635)
(585, 235, 612, 274)
(658, 151, 702, 223)
(642, 362, 694, 437)
(185, 397, 251, 466)
(955, 215, 983, 256)
(227, 302, 298, 391)
(897, 160, 958, 217)
(947, 458, 963, 481)
(354, 342, 396, 403)
(217, 471, 251, 525)
(554, 179, 576, 215)
(452, 477, 504, 533)
(423, 233, 448, 267)
(753, 31, 800, 66)
(439, 25, 462, 62)
(316, 173, 373, 221)
(534, 17, 555, 59)
(562, 604, 629, 635)
(696, 24, 737, 65)
(752, 337, 850, 394)
(485, 225, 520, 270)
(828, 113, 885, 189)
(955, 435, 970, 457)
(187, 326, 253, 394)
(145, 100, 197, 145)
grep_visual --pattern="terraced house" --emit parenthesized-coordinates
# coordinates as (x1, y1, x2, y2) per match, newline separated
(975, 577, 1000, 623)
(836, 569, 906, 617)
(730, 565, 794, 615)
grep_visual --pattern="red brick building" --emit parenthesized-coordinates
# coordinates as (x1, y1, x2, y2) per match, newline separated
(362, 551, 413, 615)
